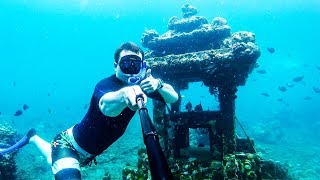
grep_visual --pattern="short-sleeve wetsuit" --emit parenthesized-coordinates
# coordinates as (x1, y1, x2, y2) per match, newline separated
(51, 74, 164, 179)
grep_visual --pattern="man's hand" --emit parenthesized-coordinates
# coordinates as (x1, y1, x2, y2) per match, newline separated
(122, 85, 147, 111)
(140, 69, 160, 93)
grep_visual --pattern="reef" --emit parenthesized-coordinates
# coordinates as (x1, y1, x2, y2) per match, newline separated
(123, 3, 290, 179)
(0, 123, 20, 179)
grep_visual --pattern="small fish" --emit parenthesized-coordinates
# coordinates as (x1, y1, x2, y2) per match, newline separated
(48, 93, 51, 97)
(277, 98, 283, 102)
(0, 112, 2, 115)
(200, 95, 205, 98)
(194, 102, 203, 112)
(317, 66, 320, 70)
(256, 69, 267, 74)
(304, 96, 312, 100)
(14, 110, 23, 116)
(261, 93, 270, 97)
(23, 104, 29, 110)
(286, 83, 294, 88)
(254, 63, 259, 68)
(84, 104, 89, 109)
(278, 86, 287, 92)
(13, 81, 16, 87)
(185, 101, 192, 112)
(292, 75, 304, 82)
(267, 47, 275, 54)
(180, 95, 185, 98)
(313, 86, 320, 93)
(48, 108, 52, 114)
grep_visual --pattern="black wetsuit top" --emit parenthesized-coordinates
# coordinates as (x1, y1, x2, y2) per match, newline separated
(73, 75, 164, 155)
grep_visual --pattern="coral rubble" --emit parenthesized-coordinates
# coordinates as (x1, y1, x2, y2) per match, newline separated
(0, 123, 20, 179)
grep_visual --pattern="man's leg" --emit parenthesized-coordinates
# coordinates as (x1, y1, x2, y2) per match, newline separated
(51, 131, 81, 180)
(0, 128, 51, 164)
(29, 135, 52, 165)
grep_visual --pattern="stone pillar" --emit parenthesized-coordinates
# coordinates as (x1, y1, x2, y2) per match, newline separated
(218, 85, 237, 154)
(218, 85, 237, 178)
(170, 88, 190, 158)
(152, 100, 168, 151)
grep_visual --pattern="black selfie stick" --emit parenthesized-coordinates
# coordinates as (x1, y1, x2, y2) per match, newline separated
(136, 95, 173, 180)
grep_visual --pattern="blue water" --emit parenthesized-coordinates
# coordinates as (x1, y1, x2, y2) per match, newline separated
(1, 0, 320, 179)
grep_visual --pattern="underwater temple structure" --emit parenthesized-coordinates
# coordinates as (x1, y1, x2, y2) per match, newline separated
(123, 4, 290, 179)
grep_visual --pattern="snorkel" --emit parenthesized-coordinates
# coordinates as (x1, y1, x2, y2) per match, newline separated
(127, 61, 147, 85)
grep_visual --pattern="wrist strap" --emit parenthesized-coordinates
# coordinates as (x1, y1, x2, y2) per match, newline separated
(156, 78, 164, 90)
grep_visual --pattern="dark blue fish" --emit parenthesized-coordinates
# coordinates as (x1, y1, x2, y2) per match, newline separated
(194, 102, 203, 112)
(292, 75, 304, 82)
(185, 101, 192, 112)
(256, 69, 267, 74)
(261, 93, 270, 97)
(14, 110, 23, 116)
(23, 104, 29, 110)
(0, 112, 2, 115)
(267, 47, 275, 54)
(313, 86, 320, 93)
(278, 86, 287, 92)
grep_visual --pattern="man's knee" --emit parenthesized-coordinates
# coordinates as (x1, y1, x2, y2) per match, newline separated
(52, 157, 81, 180)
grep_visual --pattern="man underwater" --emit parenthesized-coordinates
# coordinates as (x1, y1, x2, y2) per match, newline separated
(0, 42, 179, 179)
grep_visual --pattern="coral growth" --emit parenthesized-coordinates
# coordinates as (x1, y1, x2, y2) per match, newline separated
(141, 5, 232, 56)
(0, 123, 20, 179)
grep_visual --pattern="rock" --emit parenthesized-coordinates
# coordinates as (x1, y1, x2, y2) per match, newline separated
(0, 123, 20, 179)
(181, 4, 198, 18)
(261, 160, 291, 179)
(168, 16, 209, 33)
(141, 5, 232, 56)
(212, 17, 228, 28)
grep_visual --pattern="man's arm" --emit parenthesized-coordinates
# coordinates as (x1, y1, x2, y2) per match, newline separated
(99, 85, 147, 117)
(140, 69, 179, 104)
(157, 82, 179, 103)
